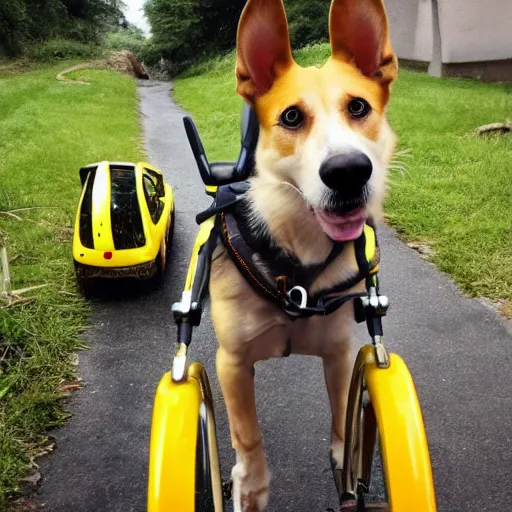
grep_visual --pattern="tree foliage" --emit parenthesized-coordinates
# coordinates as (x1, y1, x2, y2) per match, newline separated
(105, 26, 148, 56)
(143, 0, 331, 73)
(287, 0, 330, 48)
(143, 0, 246, 73)
(0, 0, 126, 57)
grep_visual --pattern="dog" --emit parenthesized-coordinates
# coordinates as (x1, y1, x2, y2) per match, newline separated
(209, 0, 398, 510)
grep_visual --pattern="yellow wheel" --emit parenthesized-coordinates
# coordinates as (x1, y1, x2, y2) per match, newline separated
(340, 345, 437, 511)
(148, 363, 223, 512)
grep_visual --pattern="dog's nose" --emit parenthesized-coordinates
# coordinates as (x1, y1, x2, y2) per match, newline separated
(319, 152, 372, 191)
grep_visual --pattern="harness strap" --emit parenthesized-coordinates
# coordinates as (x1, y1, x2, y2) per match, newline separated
(221, 212, 284, 304)
(207, 181, 380, 318)
(196, 181, 250, 225)
(221, 211, 379, 317)
(309, 225, 380, 303)
(355, 229, 370, 276)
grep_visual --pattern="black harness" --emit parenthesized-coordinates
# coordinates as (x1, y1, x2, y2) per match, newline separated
(173, 108, 389, 363)
(197, 181, 380, 318)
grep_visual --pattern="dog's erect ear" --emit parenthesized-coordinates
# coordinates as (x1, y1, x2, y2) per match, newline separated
(329, 0, 397, 83)
(236, 0, 293, 102)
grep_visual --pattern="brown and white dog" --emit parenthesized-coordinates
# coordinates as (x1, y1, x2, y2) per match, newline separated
(210, 0, 398, 509)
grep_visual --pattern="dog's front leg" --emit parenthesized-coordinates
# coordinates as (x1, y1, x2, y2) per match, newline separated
(217, 348, 269, 512)
(322, 340, 352, 475)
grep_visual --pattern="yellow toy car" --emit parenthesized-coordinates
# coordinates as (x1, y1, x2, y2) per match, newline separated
(72, 161, 175, 295)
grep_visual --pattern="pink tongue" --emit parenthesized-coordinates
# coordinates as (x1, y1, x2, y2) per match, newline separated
(314, 208, 366, 242)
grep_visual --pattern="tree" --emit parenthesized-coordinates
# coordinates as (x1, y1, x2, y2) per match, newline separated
(287, 0, 330, 48)
(142, 0, 331, 73)
(144, 0, 199, 65)
(0, 0, 125, 56)
(144, 0, 245, 71)
(195, 0, 246, 53)
(0, 0, 28, 56)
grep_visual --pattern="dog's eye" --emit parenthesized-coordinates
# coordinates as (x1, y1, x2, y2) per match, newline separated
(279, 106, 304, 130)
(348, 98, 371, 119)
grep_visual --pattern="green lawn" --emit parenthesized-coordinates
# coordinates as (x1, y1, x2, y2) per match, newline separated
(174, 45, 512, 315)
(0, 63, 143, 508)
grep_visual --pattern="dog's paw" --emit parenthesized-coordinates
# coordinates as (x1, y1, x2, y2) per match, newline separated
(330, 436, 345, 470)
(231, 458, 270, 512)
(330, 439, 345, 498)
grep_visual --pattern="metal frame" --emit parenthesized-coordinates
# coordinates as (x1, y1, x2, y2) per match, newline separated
(147, 109, 437, 510)
(149, 205, 437, 511)
(340, 345, 437, 511)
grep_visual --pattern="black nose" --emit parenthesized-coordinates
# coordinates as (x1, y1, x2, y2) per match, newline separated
(319, 152, 372, 192)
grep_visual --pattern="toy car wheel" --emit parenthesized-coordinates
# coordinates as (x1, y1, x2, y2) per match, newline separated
(153, 209, 175, 290)
(76, 274, 95, 299)
(152, 252, 165, 289)
(166, 209, 175, 258)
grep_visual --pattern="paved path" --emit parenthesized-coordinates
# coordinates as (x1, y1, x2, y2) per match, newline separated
(37, 81, 512, 512)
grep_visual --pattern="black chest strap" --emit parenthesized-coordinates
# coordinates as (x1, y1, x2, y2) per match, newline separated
(221, 211, 379, 317)
(197, 182, 380, 317)
(230, 197, 348, 293)
(196, 181, 250, 225)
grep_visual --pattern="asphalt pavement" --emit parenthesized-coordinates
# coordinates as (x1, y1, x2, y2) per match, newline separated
(36, 80, 512, 512)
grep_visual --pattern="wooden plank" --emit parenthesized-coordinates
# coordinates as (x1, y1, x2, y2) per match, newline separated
(0, 240, 11, 295)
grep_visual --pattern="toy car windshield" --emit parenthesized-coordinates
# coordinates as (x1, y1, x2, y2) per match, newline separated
(110, 168, 145, 250)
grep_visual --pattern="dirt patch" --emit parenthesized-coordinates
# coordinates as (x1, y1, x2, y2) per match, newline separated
(406, 241, 436, 260)
(104, 51, 149, 79)
(499, 299, 512, 319)
(57, 51, 149, 84)
(478, 297, 512, 322)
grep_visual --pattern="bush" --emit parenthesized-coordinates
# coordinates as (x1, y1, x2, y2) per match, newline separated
(0, 0, 123, 58)
(104, 28, 147, 58)
(141, 0, 331, 76)
(32, 39, 101, 62)
(137, 40, 161, 66)
(179, 51, 236, 79)
(287, 1, 330, 48)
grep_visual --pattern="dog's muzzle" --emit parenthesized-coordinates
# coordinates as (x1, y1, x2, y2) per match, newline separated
(319, 152, 372, 212)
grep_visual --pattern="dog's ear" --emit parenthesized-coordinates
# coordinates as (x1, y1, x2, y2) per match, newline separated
(236, 0, 293, 103)
(329, 0, 397, 83)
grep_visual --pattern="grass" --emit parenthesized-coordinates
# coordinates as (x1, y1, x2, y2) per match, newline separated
(173, 44, 512, 313)
(0, 58, 50, 78)
(0, 63, 143, 509)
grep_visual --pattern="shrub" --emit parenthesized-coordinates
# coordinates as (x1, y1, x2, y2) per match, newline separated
(32, 39, 101, 62)
(137, 40, 161, 66)
(0, 0, 123, 58)
(179, 51, 236, 79)
(104, 28, 147, 58)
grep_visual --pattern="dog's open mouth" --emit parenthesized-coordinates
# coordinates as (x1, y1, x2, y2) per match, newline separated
(314, 207, 366, 242)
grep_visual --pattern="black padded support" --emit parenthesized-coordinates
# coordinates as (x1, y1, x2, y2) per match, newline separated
(190, 223, 217, 311)
(183, 103, 260, 187)
(209, 162, 237, 184)
(183, 116, 214, 185)
(234, 104, 259, 181)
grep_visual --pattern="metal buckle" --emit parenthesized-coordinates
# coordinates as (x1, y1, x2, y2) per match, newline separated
(360, 286, 389, 315)
(287, 285, 308, 309)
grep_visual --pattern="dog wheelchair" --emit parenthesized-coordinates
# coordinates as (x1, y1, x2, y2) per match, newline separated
(147, 105, 437, 512)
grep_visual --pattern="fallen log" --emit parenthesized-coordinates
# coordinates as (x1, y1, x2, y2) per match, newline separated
(476, 121, 512, 135)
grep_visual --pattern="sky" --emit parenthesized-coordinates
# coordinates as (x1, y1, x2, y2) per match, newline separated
(123, 0, 151, 36)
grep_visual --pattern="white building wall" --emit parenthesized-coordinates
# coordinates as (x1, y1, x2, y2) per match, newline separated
(437, 0, 512, 63)
(385, 0, 512, 64)
(386, 0, 433, 62)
